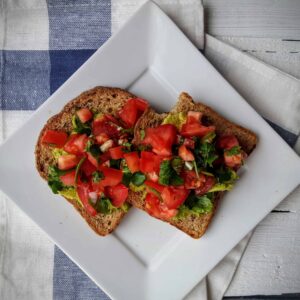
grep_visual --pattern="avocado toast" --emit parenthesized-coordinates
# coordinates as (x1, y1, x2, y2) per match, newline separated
(35, 87, 149, 236)
(128, 92, 257, 238)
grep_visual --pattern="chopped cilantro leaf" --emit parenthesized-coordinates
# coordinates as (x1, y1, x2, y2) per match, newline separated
(159, 160, 173, 185)
(185, 193, 214, 214)
(171, 157, 184, 174)
(121, 128, 134, 134)
(216, 167, 238, 184)
(131, 172, 146, 186)
(110, 159, 121, 169)
(224, 145, 241, 156)
(93, 197, 115, 214)
(92, 171, 104, 183)
(159, 160, 184, 186)
(201, 131, 216, 143)
(72, 115, 91, 135)
(122, 142, 132, 153)
(140, 129, 145, 140)
(122, 172, 132, 186)
(86, 141, 101, 158)
(48, 166, 66, 194)
(199, 142, 218, 167)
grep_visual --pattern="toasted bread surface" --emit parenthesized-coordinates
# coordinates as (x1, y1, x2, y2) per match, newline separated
(128, 92, 257, 238)
(35, 87, 136, 236)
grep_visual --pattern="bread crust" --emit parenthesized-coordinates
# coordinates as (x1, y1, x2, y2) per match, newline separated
(35, 87, 136, 236)
(128, 92, 258, 238)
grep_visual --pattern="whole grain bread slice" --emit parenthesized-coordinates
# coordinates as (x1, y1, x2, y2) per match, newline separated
(128, 92, 257, 238)
(35, 87, 137, 236)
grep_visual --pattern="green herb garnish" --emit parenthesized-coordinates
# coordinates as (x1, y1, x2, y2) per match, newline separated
(215, 167, 238, 184)
(201, 131, 216, 144)
(86, 141, 101, 158)
(131, 172, 146, 186)
(75, 156, 86, 184)
(92, 171, 104, 183)
(121, 128, 134, 135)
(110, 159, 121, 169)
(93, 197, 115, 214)
(171, 157, 184, 174)
(122, 142, 132, 153)
(199, 142, 218, 167)
(121, 164, 132, 187)
(224, 146, 241, 156)
(158, 160, 184, 186)
(140, 129, 145, 140)
(72, 115, 91, 135)
(185, 193, 214, 214)
(47, 166, 66, 194)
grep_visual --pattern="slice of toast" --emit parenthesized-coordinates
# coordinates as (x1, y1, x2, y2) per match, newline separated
(35, 87, 137, 236)
(128, 92, 257, 238)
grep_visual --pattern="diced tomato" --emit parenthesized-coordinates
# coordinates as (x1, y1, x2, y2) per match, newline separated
(132, 98, 148, 111)
(181, 122, 215, 138)
(41, 130, 68, 148)
(144, 180, 165, 194)
(105, 114, 120, 125)
(183, 138, 195, 149)
(81, 158, 97, 177)
(64, 134, 88, 154)
(76, 182, 97, 216)
(187, 111, 202, 123)
(178, 145, 195, 161)
(119, 98, 148, 128)
(109, 146, 124, 160)
(99, 152, 111, 164)
(224, 152, 243, 168)
(95, 133, 110, 145)
(73, 134, 88, 151)
(145, 193, 177, 220)
(143, 124, 177, 156)
(161, 186, 189, 209)
(60, 170, 76, 186)
(91, 181, 104, 196)
(182, 170, 206, 189)
(140, 151, 161, 173)
(76, 108, 93, 123)
(145, 193, 162, 218)
(58, 154, 79, 170)
(218, 135, 239, 150)
(118, 100, 137, 128)
(92, 118, 120, 138)
(124, 152, 140, 173)
(99, 167, 123, 187)
(106, 183, 128, 207)
(195, 176, 215, 196)
(87, 152, 98, 168)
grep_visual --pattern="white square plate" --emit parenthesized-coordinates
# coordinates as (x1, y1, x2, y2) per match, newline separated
(0, 2, 299, 299)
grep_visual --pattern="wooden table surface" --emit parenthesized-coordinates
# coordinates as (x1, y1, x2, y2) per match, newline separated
(202, 0, 300, 297)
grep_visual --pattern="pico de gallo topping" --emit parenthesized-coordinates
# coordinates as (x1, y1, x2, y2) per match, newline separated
(41, 97, 245, 220)
(138, 110, 245, 220)
(41, 98, 149, 216)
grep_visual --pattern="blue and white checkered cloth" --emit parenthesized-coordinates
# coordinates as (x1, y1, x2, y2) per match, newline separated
(0, 1, 299, 300)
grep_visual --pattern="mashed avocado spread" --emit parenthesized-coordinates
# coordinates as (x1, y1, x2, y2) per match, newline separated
(52, 148, 68, 161)
(162, 112, 187, 130)
(58, 188, 83, 207)
(129, 183, 147, 200)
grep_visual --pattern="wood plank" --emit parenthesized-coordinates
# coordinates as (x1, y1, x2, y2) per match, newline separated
(226, 210, 300, 296)
(203, 0, 300, 39)
(204, 34, 300, 296)
(218, 37, 300, 79)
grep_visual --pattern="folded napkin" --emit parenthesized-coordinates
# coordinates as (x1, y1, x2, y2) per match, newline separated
(0, 1, 299, 300)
